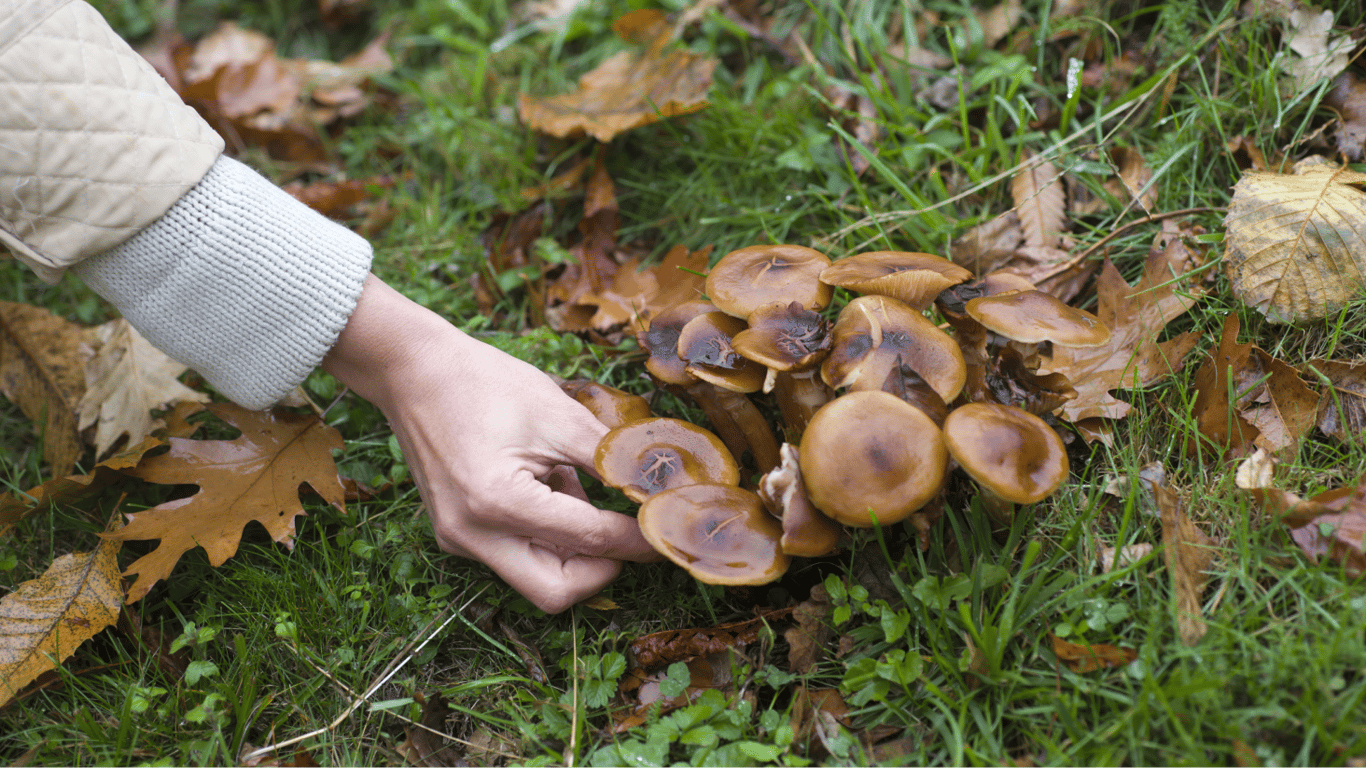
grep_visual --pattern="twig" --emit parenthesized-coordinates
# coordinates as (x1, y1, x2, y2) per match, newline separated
(1030, 206, 1222, 284)
(240, 586, 488, 763)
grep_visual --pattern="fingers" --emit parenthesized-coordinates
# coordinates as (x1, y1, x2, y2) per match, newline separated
(510, 472, 659, 562)
(483, 538, 623, 614)
(540, 465, 590, 503)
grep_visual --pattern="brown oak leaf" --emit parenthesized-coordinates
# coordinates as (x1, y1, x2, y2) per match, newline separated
(106, 403, 346, 603)
(1039, 236, 1204, 422)
(0, 302, 96, 477)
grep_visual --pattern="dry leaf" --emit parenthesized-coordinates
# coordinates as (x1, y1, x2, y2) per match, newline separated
(517, 11, 716, 142)
(1189, 314, 1318, 457)
(1146, 476, 1215, 646)
(1011, 153, 1067, 248)
(0, 523, 123, 707)
(0, 437, 163, 535)
(1097, 543, 1153, 573)
(1326, 71, 1366, 161)
(1224, 166, 1366, 323)
(399, 692, 462, 767)
(975, 0, 1022, 48)
(1108, 147, 1156, 213)
(78, 320, 209, 461)
(628, 607, 792, 669)
(0, 302, 95, 477)
(1304, 359, 1366, 443)
(1236, 450, 1366, 576)
(1039, 237, 1204, 422)
(106, 403, 346, 603)
(1048, 633, 1137, 672)
(785, 584, 832, 675)
(949, 212, 1022, 276)
(1279, 6, 1352, 89)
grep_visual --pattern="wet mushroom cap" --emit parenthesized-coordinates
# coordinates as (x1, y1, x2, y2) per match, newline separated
(821, 295, 967, 402)
(560, 380, 653, 429)
(799, 390, 948, 527)
(677, 311, 767, 392)
(731, 301, 831, 372)
(965, 290, 1111, 347)
(705, 244, 833, 318)
(942, 403, 1069, 504)
(637, 300, 716, 386)
(758, 443, 841, 557)
(638, 483, 790, 585)
(819, 251, 973, 310)
(594, 418, 740, 503)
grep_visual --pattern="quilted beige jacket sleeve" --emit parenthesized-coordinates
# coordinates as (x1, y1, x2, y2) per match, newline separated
(0, 0, 224, 282)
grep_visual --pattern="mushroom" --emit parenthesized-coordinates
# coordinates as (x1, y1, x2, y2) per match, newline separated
(879, 355, 949, 427)
(819, 251, 973, 311)
(675, 311, 780, 474)
(798, 390, 948, 527)
(594, 418, 740, 503)
(965, 290, 1111, 348)
(704, 244, 833, 319)
(731, 301, 834, 438)
(758, 443, 841, 557)
(638, 483, 790, 585)
(941, 402, 1069, 522)
(560, 379, 652, 429)
(821, 295, 967, 403)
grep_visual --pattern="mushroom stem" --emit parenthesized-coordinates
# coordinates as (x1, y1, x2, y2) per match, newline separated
(978, 486, 1015, 525)
(774, 368, 832, 440)
(681, 383, 780, 476)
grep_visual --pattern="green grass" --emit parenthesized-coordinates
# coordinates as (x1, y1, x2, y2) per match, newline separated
(6, 0, 1366, 764)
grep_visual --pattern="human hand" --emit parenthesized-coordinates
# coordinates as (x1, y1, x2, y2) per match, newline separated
(322, 275, 659, 613)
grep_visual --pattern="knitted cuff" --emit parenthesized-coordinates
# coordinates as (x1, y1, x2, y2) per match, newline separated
(72, 155, 373, 409)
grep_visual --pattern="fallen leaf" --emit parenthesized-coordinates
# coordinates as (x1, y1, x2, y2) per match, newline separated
(1304, 359, 1366, 443)
(1326, 71, 1366, 161)
(1236, 449, 1366, 576)
(106, 403, 346, 603)
(398, 691, 462, 767)
(974, 0, 1022, 48)
(1226, 136, 1273, 172)
(1048, 633, 1138, 672)
(0, 437, 163, 535)
(949, 211, 1022, 276)
(283, 175, 397, 220)
(628, 607, 792, 669)
(1039, 237, 1205, 422)
(785, 584, 832, 675)
(517, 10, 716, 142)
(0, 522, 123, 707)
(1097, 543, 1154, 573)
(1223, 166, 1366, 323)
(1108, 147, 1156, 214)
(1279, 5, 1353, 90)
(77, 320, 209, 461)
(0, 302, 95, 477)
(1146, 475, 1215, 646)
(1011, 153, 1067, 248)
(1189, 314, 1318, 457)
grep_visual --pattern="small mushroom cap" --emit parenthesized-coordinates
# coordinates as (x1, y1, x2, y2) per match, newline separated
(677, 311, 766, 392)
(758, 443, 841, 557)
(595, 418, 740, 503)
(799, 391, 948, 527)
(731, 301, 832, 372)
(820, 251, 973, 310)
(705, 244, 833, 318)
(638, 483, 791, 585)
(821, 295, 967, 402)
(965, 290, 1111, 347)
(637, 300, 716, 386)
(942, 403, 1069, 504)
(561, 380, 653, 429)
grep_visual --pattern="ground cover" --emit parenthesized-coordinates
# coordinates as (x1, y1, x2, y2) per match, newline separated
(4, 0, 1366, 765)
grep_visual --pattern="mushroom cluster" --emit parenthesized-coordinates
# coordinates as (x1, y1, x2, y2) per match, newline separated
(568, 243, 1109, 585)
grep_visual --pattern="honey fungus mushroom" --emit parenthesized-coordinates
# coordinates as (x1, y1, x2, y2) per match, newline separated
(732, 301, 834, 437)
(638, 483, 790, 585)
(758, 443, 841, 557)
(594, 418, 740, 503)
(821, 295, 967, 403)
(799, 391, 948, 527)
(704, 244, 833, 319)
(965, 290, 1111, 348)
(819, 251, 973, 311)
(942, 403, 1069, 521)
(559, 379, 652, 429)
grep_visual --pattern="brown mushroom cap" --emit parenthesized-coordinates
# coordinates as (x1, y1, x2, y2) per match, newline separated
(594, 418, 740, 503)
(965, 290, 1111, 347)
(638, 483, 790, 585)
(638, 300, 716, 386)
(798, 391, 948, 527)
(941, 403, 1069, 505)
(820, 251, 973, 310)
(677, 311, 766, 393)
(758, 443, 841, 557)
(821, 295, 967, 402)
(704, 244, 833, 318)
(560, 380, 653, 429)
(731, 301, 832, 372)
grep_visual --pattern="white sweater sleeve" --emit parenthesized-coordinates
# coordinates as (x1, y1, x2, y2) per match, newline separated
(71, 154, 373, 409)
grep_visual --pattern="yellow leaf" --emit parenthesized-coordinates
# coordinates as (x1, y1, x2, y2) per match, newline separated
(1224, 166, 1366, 323)
(78, 319, 209, 461)
(0, 528, 123, 707)
(0, 302, 95, 477)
